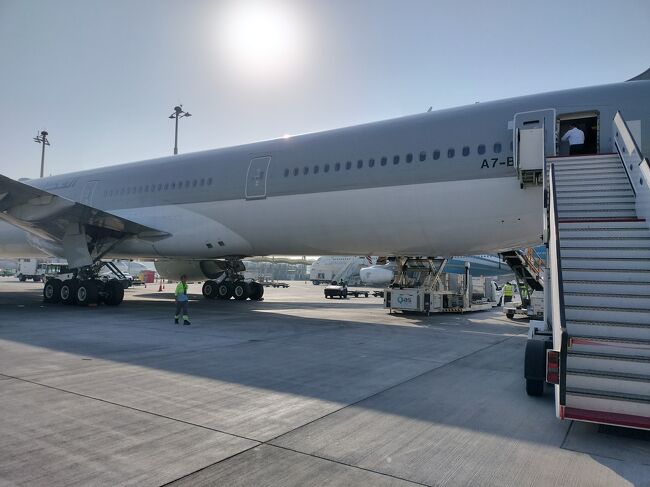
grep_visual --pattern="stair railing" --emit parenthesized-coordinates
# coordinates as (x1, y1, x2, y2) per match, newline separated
(613, 111, 650, 223)
(547, 164, 568, 413)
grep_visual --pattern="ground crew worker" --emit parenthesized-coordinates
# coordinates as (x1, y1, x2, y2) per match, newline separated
(174, 274, 191, 325)
(502, 282, 513, 304)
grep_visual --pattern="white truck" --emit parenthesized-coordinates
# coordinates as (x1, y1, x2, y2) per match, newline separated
(16, 259, 45, 282)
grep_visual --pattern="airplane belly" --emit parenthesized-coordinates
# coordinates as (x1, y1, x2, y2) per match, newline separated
(207, 177, 543, 256)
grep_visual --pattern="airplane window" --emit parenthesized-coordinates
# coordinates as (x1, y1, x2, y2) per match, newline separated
(158, 184, 163, 191)
(200, 178, 205, 186)
(433, 150, 440, 160)
(303, 166, 309, 175)
(293, 168, 299, 176)
(494, 142, 502, 153)
(478, 144, 486, 155)
(284, 169, 289, 177)
(170, 183, 175, 190)
(324, 163, 330, 173)
(448, 148, 455, 158)
(207, 178, 213, 185)
(406, 153, 413, 163)
(192, 180, 197, 187)
(393, 155, 400, 165)
(314, 165, 319, 174)
(509, 141, 513, 151)
(126, 188, 131, 195)
(462, 146, 470, 156)
(357, 159, 363, 169)
(335, 162, 341, 171)
(185, 180, 190, 188)
(369, 158, 375, 167)
(419, 151, 426, 162)
(346, 161, 352, 170)
(381, 157, 387, 166)
(164, 183, 169, 190)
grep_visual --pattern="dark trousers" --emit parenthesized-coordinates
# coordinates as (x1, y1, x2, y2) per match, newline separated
(175, 300, 189, 319)
(503, 295, 512, 303)
(569, 144, 585, 155)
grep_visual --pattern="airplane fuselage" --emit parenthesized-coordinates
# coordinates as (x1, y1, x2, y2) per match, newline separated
(2, 80, 649, 261)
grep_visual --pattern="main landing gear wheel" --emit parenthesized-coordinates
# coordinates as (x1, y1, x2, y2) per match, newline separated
(202, 280, 219, 299)
(233, 281, 250, 301)
(103, 280, 125, 306)
(76, 280, 99, 306)
(216, 282, 234, 300)
(43, 280, 62, 303)
(60, 279, 77, 305)
(248, 282, 264, 301)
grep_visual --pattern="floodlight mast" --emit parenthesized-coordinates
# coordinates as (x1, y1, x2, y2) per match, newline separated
(33, 130, 50, 178)
(169, 105, 191, 155)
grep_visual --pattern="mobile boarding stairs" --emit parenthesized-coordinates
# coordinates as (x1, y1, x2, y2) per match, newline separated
(521, 111, 650, 430)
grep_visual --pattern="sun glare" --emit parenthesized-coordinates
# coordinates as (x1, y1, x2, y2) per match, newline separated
(217, 2, 307, 82)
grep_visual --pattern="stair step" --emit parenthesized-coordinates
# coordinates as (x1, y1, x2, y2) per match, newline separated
(561, 238, 650, 248)
(560, 227, 650, 238)
(559, 204, 636, 213)
(556, 188, 634, 196)
(562, 248, 650, 258)
(564, 291, 650, 309)
(564, 280, 650, 294)
(554, 166, 626, 174)
(557, 196, 636, 205)
(562, 258, 650, 271)
(566, 370, 650, 397)
(562, 268, 650, 282)
(567, 351, 650, 376)
(567, 320, 650, 341)
(548, 154, 621, 164)
(568, 336, 650, 357)
(565, 392, 650, 426)
(565, 306, 650, 325)
(557, 174, 629, 182)
(555, 181, 630, 188)
(559, 220, 649, 230)
(558, 211, 637, 219)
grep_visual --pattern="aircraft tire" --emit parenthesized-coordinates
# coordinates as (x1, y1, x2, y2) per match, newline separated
(43, 279, 62, 303)
(216, 282, 233, 300)
(60, 279, 77, 305)
(76, 280, 99, 306)
(249, 282, 264, 301)
(202, 280, 218, 299)
(104, 280, 125, 306)
(233, 281, 250, 301)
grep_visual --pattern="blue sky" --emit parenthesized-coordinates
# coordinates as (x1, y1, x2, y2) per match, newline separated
(1, 0, 649, 179)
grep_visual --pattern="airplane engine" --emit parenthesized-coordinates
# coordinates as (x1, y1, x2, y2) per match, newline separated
(359, 265, 395, 286)
(154, 259, 244, 281)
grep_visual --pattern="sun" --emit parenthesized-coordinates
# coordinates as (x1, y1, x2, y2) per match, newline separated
(216, 1, 307, 82)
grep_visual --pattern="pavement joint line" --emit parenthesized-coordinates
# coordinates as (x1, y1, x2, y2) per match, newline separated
(559, 419, 575, 450)
(0, 372, 262, 445)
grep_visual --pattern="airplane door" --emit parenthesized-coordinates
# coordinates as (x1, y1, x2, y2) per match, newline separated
(245, 156, 271, 200)
(80, 180, 99, 206)
(513, 109, 557, 170)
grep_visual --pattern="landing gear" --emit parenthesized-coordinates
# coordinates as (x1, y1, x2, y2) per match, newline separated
(233, 281, 249, 301)
(248, 282, 264, 301)
(42, 261, 128, 307)
(202, 280, 219, 299)
(202, 279, 264, 302)
(216, 282, 233, 300)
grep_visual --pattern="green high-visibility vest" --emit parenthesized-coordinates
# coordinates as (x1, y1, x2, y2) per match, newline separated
(503, 284, 513, 297)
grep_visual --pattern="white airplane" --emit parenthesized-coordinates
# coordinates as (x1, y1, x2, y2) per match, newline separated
(309, 256, 375, 284)
(1, 68, 649, 305)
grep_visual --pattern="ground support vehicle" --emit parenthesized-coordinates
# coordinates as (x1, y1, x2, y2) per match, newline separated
(324, 283, 348, 299)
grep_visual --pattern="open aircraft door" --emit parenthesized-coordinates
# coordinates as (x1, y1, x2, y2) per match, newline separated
(245, 156, 271, 200)
(513, 109, 556, 186)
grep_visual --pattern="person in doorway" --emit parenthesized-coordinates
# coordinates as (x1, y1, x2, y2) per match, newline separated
(174, 274, 191, 325)
(561, 123, 586, 155)
(502, 282, 513, 304)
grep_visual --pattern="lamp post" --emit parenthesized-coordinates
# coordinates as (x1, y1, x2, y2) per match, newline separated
(33, 130, 50, 178)
(169, 105, 191, 155)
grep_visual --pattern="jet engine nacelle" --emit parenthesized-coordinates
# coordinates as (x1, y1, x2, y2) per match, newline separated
(154, 259, 245, 281)
(359, 264, 396, 286)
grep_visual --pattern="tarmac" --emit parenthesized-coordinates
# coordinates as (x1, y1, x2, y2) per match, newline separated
(0, 278, 649, 487)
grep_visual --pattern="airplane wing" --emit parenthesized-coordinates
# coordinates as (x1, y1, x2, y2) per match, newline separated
(0, 174, 169, 266)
